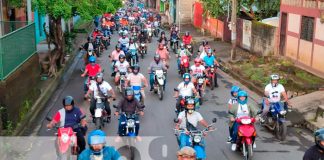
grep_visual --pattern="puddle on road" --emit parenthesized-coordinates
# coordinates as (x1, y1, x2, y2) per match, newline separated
(221, 79, 233, 89)
(211, 110, 228, 119)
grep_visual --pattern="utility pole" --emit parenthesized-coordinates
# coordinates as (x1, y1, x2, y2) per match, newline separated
(27, 0, 32, 23)
(230, 0, 237, 60)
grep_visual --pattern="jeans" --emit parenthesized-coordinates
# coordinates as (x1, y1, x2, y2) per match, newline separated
(118, 114, 140, 136)
(89, 98, 111, 117)
(231, 121, 240, 143)
(261, 100, 288, 117)
(177, 59, 180, 70)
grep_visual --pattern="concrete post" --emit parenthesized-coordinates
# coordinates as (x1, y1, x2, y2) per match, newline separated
(27, 0, 32, 23)
(0, 0, 4, 36)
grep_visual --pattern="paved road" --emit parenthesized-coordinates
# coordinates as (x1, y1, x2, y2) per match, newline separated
(21, 28, 314, 160)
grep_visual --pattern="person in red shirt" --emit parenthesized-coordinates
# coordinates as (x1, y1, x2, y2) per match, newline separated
(92, 28, 103, 40)
(155, 43, 170, 68)
(81, 56, 102, 97)
(182, 31, 192, 45)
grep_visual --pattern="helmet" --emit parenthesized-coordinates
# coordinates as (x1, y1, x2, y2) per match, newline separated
(94, 28, 99, 32)
(119, 54, 126, 59)
(207, 48, 213, 55)
(116, 44, 121, 49)
(230, 86, 240, 97)
(237, 90, 248, 105)
(314, 128, 324, 150)
(62, 96, 74, 106)
(185, 98, 195, 105)
(194, 58, 202, 64)
(180, 43, 185, 49)
(185, 31, 189, 36)
(96, 72, 104, 79)
(183, 73, 191, 84)
(87, 130, 106, 146)
(89, 56, 96, 63)
(132, 64, 140, 74)
(154, 54, 161, 62)
(125, 87, 134, 97)
(270, 74, 280, 87)
(161, 31, 165, 36)
(202, 40, 208, 46)
(87, 37, 91, 41)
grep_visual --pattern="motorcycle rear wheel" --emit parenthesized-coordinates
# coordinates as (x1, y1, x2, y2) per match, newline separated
(210, 77, 214, 90)
(275, 122, 287, 141)
(95, 118, 102, 130)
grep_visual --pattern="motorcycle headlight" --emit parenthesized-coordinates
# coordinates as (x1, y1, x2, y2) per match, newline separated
(241, 119, 252, 125)
(198, 78, 204, 84)
(183, 59, 188, 63)
(193, 135, 202, 143)
(127, 119, 135, 128)
(61, 133, 69, 143)
(280, 110, 287, 115)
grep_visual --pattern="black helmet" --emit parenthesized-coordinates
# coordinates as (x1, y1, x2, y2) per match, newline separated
(202, 40, 208, 46)
(132, 64, 140, 74)
(116, 44, 121, 49)
(161, 31, 165, 36)
(63, 96, 74, 106)
(119, 54, 126, 59)
(315, 128, 324, 150)
(125, 87, 134, 97)
(154, 54, 160, 62)
(87, 37, 91, 41)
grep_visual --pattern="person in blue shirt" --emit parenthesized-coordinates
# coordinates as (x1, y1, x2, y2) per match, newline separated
(78, 130, 122, 160)
(203, 49, 220, 67)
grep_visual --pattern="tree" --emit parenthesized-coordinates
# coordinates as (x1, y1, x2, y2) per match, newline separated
(9, 0, 122, 77)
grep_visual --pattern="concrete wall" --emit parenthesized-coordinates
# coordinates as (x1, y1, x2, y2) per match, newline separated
(251, 21, 277, 56)
(177, 0, 195, 24)
(0, 54, 40, 132)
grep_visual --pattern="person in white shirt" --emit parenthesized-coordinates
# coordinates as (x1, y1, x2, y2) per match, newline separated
(86, 73, 116, 122)
(114, 54, 130, 85)
(174, 73, 199, 112)
(190, 58, 207, 93)
(175, 98, 211, 149)
(261, 74, 290, 120)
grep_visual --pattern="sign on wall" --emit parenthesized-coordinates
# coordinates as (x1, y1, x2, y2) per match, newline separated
(242, 20, 252, 50)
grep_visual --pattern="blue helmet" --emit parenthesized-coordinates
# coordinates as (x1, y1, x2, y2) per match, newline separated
(315, 128, 324, 150)
(88, 130, 106, 146)
(183, 73, 191, 84)
(89, 56, 96, 63)
(230, 86, 240, 97)
(237, 90, 248, 105)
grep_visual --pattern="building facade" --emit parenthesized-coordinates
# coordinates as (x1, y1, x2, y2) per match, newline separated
(279, 0, 324, 78)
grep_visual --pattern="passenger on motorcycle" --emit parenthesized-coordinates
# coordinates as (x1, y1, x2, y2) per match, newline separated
(175, 98, 211, 149)
(81, 56, 102, 97)
(148, 54, 168, 91)
(182, 31, 192, 46)
(115, 88, 145, 136)
(174, 73, 199, 112)
(228, 91, 258, 151)
(114, 54, 130, 85)
(155, 43, 170, 68)
(83, 37, 97, 64)
(126, 65, 148, 103)
(79, 130, 121, 160)
(176, 43, 191, 71)
(118, 32, 130, 49)
(127, 38, 139, 62)
(303, 128, 324, 160)
(158, 31, 168, 47)
(227, 86, 241, 143)
(47, 96, 87, 154)
(190, 58, 207, 93)
(261, 74, 290, 122)
(85, 73, 116, 123)
(110, 44, 125, 76)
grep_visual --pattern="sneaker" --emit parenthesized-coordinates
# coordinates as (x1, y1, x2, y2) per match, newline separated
(231, 143, 237, 151)
(253, 142, 256, 149)
(150, 88, 153, 91)
(227, 137, 232, 143)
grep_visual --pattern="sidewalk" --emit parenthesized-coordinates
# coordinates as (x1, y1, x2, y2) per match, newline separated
(181, 23, 324, 131)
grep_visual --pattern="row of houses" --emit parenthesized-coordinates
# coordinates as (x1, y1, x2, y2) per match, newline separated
(151, 0, 324, 78)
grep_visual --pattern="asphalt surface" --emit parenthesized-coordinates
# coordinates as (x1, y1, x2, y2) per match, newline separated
(21, 27, 314, 160)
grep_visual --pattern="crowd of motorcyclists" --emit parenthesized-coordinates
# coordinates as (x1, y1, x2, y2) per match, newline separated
(44, 0, 323, 159)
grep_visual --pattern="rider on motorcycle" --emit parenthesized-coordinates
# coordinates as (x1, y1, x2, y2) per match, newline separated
(110, 44, 125, 76)
(228, 90, 258, 151)
(47, 96, 87, 154)
(148, 54, 168, 91)
(92, 28, 103, 41)
(203, 49, 220, 87)
(83, 37, 97, 64)
(114, 54, 130, 85)
(182, 31, 192, 46)
(115, 88, 145, 136)
(118, 32, 130, 49)
(227, 86, 241, 143)
(126, 64, 148, 103)
(174, 73, 199, 112)
(175, 98, 211, 149)
(138, 29, 148, 43)
(120, 16, 129, 27)
(190, 58, 207, 93)
(303, 128, 324, 160)
(155, 43, 170, 68)
(79, 129, 121, 160)
(176, 43, 191, 71)
(85, 73, 116, 123)
(127, 38, 139, 63)
(158, 31, 168, 47)
(81, 56, 102, 97)
(260, 74, 290, 123)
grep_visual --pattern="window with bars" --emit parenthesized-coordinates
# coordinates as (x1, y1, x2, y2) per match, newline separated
(300, 16, 314, 42)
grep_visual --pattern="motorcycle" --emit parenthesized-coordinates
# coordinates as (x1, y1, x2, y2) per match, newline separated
(129, 49, 138, 66)
(46, 115, 86, 160)
(194, 74, 205, 105)
(147, 28, 153, 43)
(120, 44, 129, 55)
(205, 65, 218, 90)
(153, 69, 166, 100)
(117, 72, 127, 93)
(153, 27, 160, 37)
(95, 36, 103, 57)
(174, 118, 217, 160)
(179, 55, 190, 76)
(261, 101, 288, 141)
(132, 85, 143, 104)
(234, 116, 258, 160)
(170, 37, 179, 53)
(186, 44, 194, 59)
(139, 43, 147, 59)
(94, 96, 113, 129)
(102, 28, 111, 49)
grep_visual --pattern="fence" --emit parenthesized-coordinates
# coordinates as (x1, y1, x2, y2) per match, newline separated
(0, 22, 36, 80)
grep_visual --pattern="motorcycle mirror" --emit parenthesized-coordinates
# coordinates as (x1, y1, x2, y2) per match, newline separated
(257, 110, 263, 115)
(46, 116, 52, 122)
(212, 118, 217, 123)
(80, 115, 86, 119)
(113, 105, 118, 108)
(173, 118, 179, 123)
(174, 88, 179, 91)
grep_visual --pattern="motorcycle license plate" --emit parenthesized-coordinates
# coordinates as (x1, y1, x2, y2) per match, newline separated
(187, 45, 191, 48)
(141, 43, 145, 47)
(95, 108, 103, 117)
(198, 78, 204, 84)
(211, 68, 214, 72)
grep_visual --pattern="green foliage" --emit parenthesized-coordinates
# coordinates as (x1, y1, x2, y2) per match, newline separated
(19, 99, 32, 122)
(201, 0, 229, 18)
(5, 121, 14, 136)
(295, 70, 324, 85)
(32, 0, 122, 20)
(7, 0, 24, 8)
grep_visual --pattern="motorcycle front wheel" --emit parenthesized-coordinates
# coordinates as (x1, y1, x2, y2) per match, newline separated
(275, 122, 287, 141)
(158, 85, 164, 100)
(95, 118, 102, 129)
